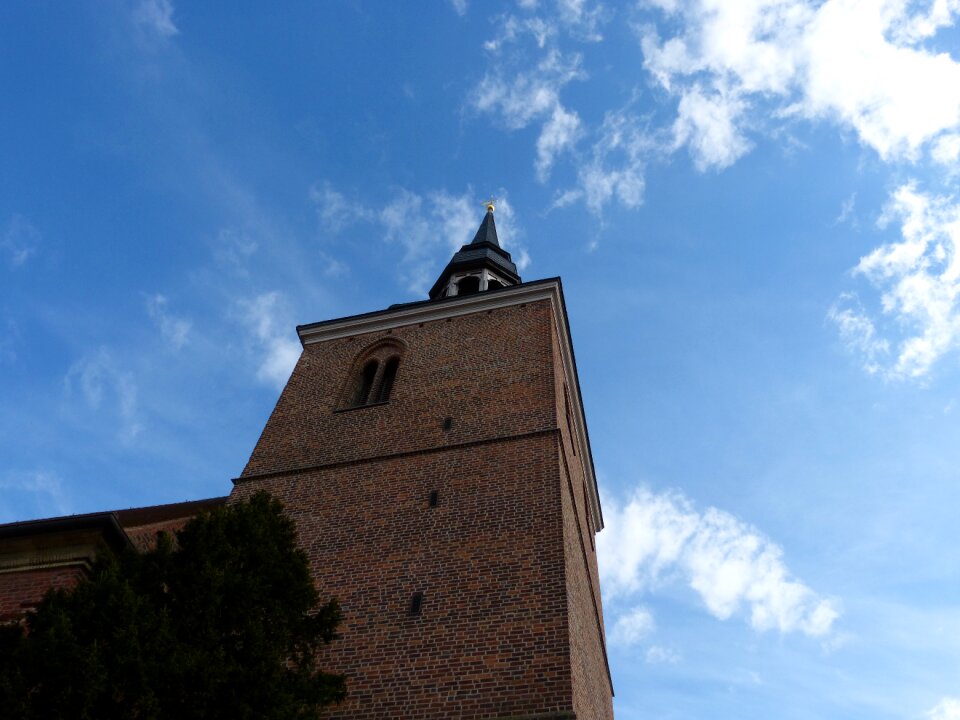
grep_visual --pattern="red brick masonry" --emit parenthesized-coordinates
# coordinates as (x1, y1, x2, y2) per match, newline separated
(233, 293, 613, 719)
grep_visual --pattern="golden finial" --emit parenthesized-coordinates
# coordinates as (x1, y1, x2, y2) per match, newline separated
(483, 197, 496, 213)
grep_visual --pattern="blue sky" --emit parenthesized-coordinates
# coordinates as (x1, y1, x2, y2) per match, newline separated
(2, 1, 960, 717)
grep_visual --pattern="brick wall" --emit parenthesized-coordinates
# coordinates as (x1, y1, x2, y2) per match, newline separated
(240, 301, 558, 479)
(233, 294, 614, 718)
(233, 434, 572, 718)
(0, 565, 85, 622)
(551, 327, 615, 720)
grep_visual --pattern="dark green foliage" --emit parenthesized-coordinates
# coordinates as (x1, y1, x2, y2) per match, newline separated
(0, 492, 345, 719)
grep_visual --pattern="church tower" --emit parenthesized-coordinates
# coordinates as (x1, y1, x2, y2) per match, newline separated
(231, 204, 614, 719)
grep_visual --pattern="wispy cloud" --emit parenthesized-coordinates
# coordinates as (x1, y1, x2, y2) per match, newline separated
(64, 348, 142, 441)
(471, 1, 960, 213)
(211, 228, 258, 277)
(310, 181, 374, 234)
(145, 293, 191, 351)
(645, 645, 681, 664)
(556, 0, 606, 41)
(2, 214, 41, 267)
(836, 192, 858, 226)
(472, 47, 585, 182)
(828, 293, 890, 375)
(0, 470, 70, 523)
(449, 0, 468, 17)
(537, 104, 582, 180)
(609, 604, 656, 646)
(238, 292, 301, 390)
(598, 486, 839, 637)
(929, 697, 960, 720)
(578, 110, 650, 214)
(0, 313, 21, 363)
(834, 183, 960, 379)
(471, 3, 646, 212)
(318, 251, 349, 278)
(132, 0, 179, 40)
(311, 183, 529, 294)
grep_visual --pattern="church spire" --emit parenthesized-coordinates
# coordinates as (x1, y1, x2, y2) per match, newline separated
(470, 200, 501, 247)
(428, 201, 521, 300)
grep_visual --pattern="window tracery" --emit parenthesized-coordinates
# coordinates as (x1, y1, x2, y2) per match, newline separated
(341, 339, 405, 409)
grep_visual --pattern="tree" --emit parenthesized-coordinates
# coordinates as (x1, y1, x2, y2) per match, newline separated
(0, 492, 345, 719)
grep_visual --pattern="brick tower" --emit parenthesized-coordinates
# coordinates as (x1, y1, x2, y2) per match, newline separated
(230, 203, 614, 719)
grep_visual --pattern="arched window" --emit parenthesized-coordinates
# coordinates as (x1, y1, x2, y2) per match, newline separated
(341, 339, 405, 409)
(353, 359, 379, 406)
(377, 356, 400, 402)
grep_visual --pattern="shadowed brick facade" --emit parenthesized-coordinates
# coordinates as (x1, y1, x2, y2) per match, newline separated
(0, 208, 614, 718)
(0, 498, 226, 623)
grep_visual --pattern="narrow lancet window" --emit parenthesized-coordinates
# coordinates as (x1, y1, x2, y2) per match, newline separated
(377, 356, 400, 402)
(354, 359, 379, 406)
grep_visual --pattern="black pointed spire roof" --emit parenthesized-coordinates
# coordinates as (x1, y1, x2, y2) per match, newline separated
(429, 204, 521, 300)
(470, 206, 501, 247)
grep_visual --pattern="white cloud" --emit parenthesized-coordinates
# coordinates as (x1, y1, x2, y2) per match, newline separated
(578, 110, 649, 214)
(379, 189, 438, 292)
(610, 605, 656, 646)
(835, 183, 960, 379)
(514, 246, 531, 272)
(145, 293, 191, 351)
(672, 84, 752, 171)
(472, 49, 582, 129)
(929, 697, 960, 720)
(238, 292, 301, 390)
(133, 0, 178, 39)
(472, 48, 584, 182)
(645, 645, 681, 664)
(467, 1, 960, 215)
(431, 191, 484, 253)
(474, 5, 650, 213)
(537, 104, 583, 180)
(449, 0, 468, 16)
(2, 214, 41, 267)
(598, 486, 839, 636)
(932, 133, 960, 167)
(483, 14, 555, 52)
(641, 0, 960, 163)
(64, 348, 142, 440)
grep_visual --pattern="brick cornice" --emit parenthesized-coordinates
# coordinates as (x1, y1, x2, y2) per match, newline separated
(233, 428, 560, 485)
